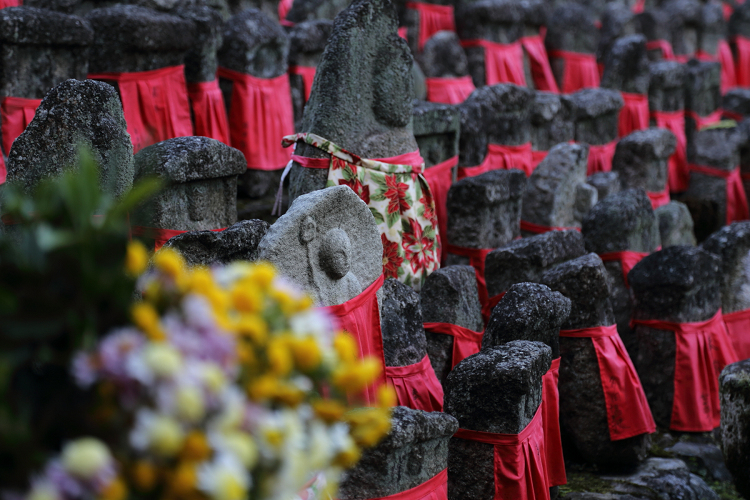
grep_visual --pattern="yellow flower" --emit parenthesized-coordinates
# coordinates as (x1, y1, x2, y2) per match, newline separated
(346, 408, 392, 448)
(235, 314, 268, 344)
(180, 431, 212, 462)
(333, 332, 359, 363)
(131, 302, 165, 341)
(231, 284, 263, 313)
(247, 375, 282, 401)
(143, 343, 182, 378)
(98, 477, 126, 500)
(331, 358, 381, 393)
(273, 382, 305, 407)
(125, 241, 149, 277)
(153, 247, 185, 280)
(377, 385, 398, 408)
(267, 337, 293, 376)
(332, 445, 361, 468)
(221, 431, 258, 468)
(61, 438, 111, 479)
(270, 287, 297, 315)
(149, 415, 185, 457)
(174, 385, 206, 423)
(312, 399, 347, 424)
(201, 364, 227, 394)
(169, 463, 197, 496)
(131, 460, 158, 492)
(291, 336, 322, 372)
(249, 262, 275, 289)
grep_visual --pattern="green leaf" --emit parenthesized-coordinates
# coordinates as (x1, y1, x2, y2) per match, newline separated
(369, 207, 385, 225)
(386, 211, 400, 229)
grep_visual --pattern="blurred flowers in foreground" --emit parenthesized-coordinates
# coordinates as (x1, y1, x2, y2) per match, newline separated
(24, 246, 393, 500)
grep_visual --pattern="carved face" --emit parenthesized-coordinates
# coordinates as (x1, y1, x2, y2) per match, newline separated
(318, 228, 352, 280)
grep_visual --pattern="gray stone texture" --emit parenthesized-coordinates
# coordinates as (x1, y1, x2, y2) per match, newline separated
(612, 128, 676, 194)
(418, 31, 469, 79)
(338, 406, 458, 500)
(412, 100, 461, 168)
(380, 278, 429, 367)
(722, 88, 750, 121)
(655, 201, 697, 247)
(598, 4, 636, 63)
(569, 87, 623, 146)
(540, 253, 651, 466)
(662, 0, 701, 60)
(162, 219, 269, 266)
(421, 265, 484, 385)
(696, 1, 726, 58)
(256, 185, 383, 306)
(720, 359, 750, 498)
(484, 228, 587, 298)
(400, 0, 454, 56)
(701, 221, 750, 314)
(648, 60, 685, 114)
(288, 20, 332, 126)
(598, 458, 719, 499)
(636, 9, 672, 61)
(229, 0, 278, 22)
(177, 4, 225, 83)
(586, 171, 621, 201)
(285, 0, 349, 24)
(730, 0, 750, 38)
(545, 2, 599, 91)
(6, 79, 134, 198)
(683, 60, 722, 125)
(664, 440, 733, 483)
(600, 34, 650, 95)
(629, 245, 722, 428)
(530, 91, 575, 153)
(445, 341, 551, 500)
(738, 118, 750, 206)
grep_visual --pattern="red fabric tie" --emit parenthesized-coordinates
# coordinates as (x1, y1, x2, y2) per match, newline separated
(461, 40, 526, 87)
(0, 0, 20, 7)
(619, 92, 649, 137)
(424, 76, 476, 104)
(647, 189, 671, 209)
(88, 65, 193, 153)
(131, 225, 227, 251)
(445, 245, 492, 311)
(520, 220, 581, 234)
(688, 164, 750, 224)
(217, 67, 294, 171)
(385, 355, 444, 412)
(187, 80, 230, 145)
(531, 149, 548, 169)
(367, 469, 447, 500)
(323, 276, 387, 407)
(599, 251, 649, 287)
(542, 357, 566, 487)
(650, 110, 687, 192)
(631, 311, 738, 431)
(722, 308, 750, 360)
(587, 140, 618, 175)
(406, 2, 455, 51)
(422, 156, 457, 264)
(289, 65, 317, 102)
(457, 142, 534, 180)
(723, 109, 744, 122)
(632, 0, 645, 13)
(482, 291, 506, 324)
(696, 40, 737, 94)
(423, 322, 483, 368)
(645, 39, 676, 60)
(278, 0, 293, 23)
(685, 109, 723, 131)
(0, 96, 41, 183)
(453, 407, 550, 500)
(734, 36, 750, 88)
(548, 50, 600, 93)
(520, 35, 560, 93)
(559, 325, 656, 440)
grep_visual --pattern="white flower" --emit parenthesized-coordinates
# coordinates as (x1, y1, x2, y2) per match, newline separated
(209, 430, 258, 468)
(61, 438, 111, 480)
(26, 481, 59, 500)
(307, 421, 334, 470)
(289, 309, 335, 344)
(126, 343, 182, 385)
(129, 409, 184, 457)
(197, 454, 250, 500)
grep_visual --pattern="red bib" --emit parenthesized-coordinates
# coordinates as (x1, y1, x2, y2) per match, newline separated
(423, 322, 483, 368)
(323, 276, 387, 406)
(425, 76, 475, 104)
(366, 469, 448, 500)
(385, 355, 444, 412)
(520, 220, 581, 235)
(734, 36, 750, 88)
(685, 109, 722, 131)
(131, 225, 227, 251)
(531, 149, 548, 169)
(542, 358, 566, 487)
(187, 80, 230, 145)
(559, 325, 656, 440)
(650, 110, 687, 192)
(278, 0, 293, 22)
(405, 2, 455, 51)
(461, 40, 526, 87)
(723, 308, 750, 360)
(631, 311, 738, 431)
(0, 96, 41, 183)
(453, 407, 550, 500)
(688, 164, 750, 224)
(696, 41, 737, 94)
(619, 92, 649, 138)
(647, 189, 671, 210)
(548, 50, 600, 93)
(422, 156, 457, 264)
(0, 0, 20, 7)
(587, 140, 618, 175)
(289, 65, 317, 102)
(457, 142, 534, 180)
(218, 67, 294, 171)
(445, 245, 492, 310)
(646, 39, 676, 60)
(521, 35, 559, 93)
(88, 65, 193, 153)
(599, 251, 649, 288)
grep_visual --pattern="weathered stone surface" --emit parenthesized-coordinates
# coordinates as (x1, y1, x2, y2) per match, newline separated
(600, 34, 650, 95)
(338, 406, 458, 500)
(411, 60, 427, 101)
(720, 359, 750, 498)
(256, 185, 382, 306)
(540, 253, 651, 466)
(629, 246, 722, 427)
(485, 229, 587, 297)
(177, 4, 225, 83)
(738, 118, 750, 204)
(636, 8, 672, 61)
(696, 1, 725, 58)
(285, 0, 349, 24)
(598, 4, 636, 62)
(655, 201, 697, 247)
(522, 142, 594, 230)
(162, 219, 269, 266)
(380, 278, 429, 367)
(545, 2, 599, 91)
(530, 91, 575, 152)
(612, 128, 676, 194)
(648, 60, 685, 113)
(662, 0, 701, 59)
(6, 79, 133, 198)
(412, 100, 461, 167)
(288, 20, 333, 126)
(599, 458, 719, 499)
(418, 31, 469, 79)
(729, 0, 750, 38)
(722, 88, 750, 121)
(701, 222, 750, 314)
(664, 440, 733, 483)
(683, 59, 722, 123)
(445, 341, 551, 499)
(586, 171, 621, 200)
(569, 87, 623, 146)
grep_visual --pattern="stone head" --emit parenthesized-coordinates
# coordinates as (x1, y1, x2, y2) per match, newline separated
(318, 227, 352, 280)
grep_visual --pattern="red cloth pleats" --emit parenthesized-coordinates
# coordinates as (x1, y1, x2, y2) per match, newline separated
(218, 67, 294, 171)
(723, 308, 750, 360)
(445, 245, 492, 311)
(599, 251, 649, 287)
(688, 164, 750, 224)
(685, 109, 723, 131)
(482, 291, 506, 324)
(385, 355, 444, 412)
(423, 156, 457, 264)
(696, 41, 737, 93)
(646, 39, 676, 60)
(187, 80, 230, 145)
(542, 358, 566, 487)
(619, 92, 649, 137)
(278, 0, 293, 22)
(453, 407, 550, 500)
(368, 469, 448, 500)
(461, 40, 526, 86)
(520, 35, 560, 93)
(531, 149, 548, 169)
(587, 140, 618, 175)
(548, 50, 600, 93)
(0, 0, 20, 7)
(650, 110, 688, 192)
(89, 65, 193, 153)
(425, 76, 476, 104)
(559, 325, 656, 440)
(423, 322, 483, 368)
(323, 276, 387, 406)
(520, 220, 581, 234)
(289, 65, 317, 102)
(457, 142, 534, 180)
(405, 2, 455, 51)
(631, 311, 738, 431)
(735, 36, 750, 88)
(647, 189, 671, 210)
(131, 225, 227, 251)
(0, 96, 40, 183)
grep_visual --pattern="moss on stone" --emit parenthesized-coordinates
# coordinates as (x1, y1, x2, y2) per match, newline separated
(558, 471, 615, 495)
(708, 480, 743, 500)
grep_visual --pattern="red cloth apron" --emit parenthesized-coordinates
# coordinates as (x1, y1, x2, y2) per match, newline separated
(587, 140, 618, 175)
(646, 189, 671, 210)
(559, 325, 656, 440)
(688, 164, 750, 224)
(278, 0, 293, 22)
(723, 308, 750, 360)
(685, 109, 723, 131)
(323, 275, 387, 407)
(482, 291, 506, 324)
(0, 96, 40, 183)
(650, 110, 687, 192)
(520, 35, 560, 93)
(131, 225, 227, 251)
(619, 92, 649, 138)
(631, 311, 738, 431)
(531, 149, 548, 169)
(696, 41, 737, 94)
(405, 2, 455, 51)
(734, 36, 750, 88)
(520, 220, 581, 234)
(385, 355, 444, 412)
(645, 39, 676, 60)
(542, 357, 566, 487)
(423, 322, 483, 368)
(88, 65, 193, 153)
(423, 156, 457, 264)
(461, 40, 526, 87)
(0, 0, 20, 7)
(366, 469, 448, 500)
(187, 80, 230, 145)
(632, 0, 645, 13)
(424, 76, 476, 104)
(289, 65, 317, 102)
(445, 245, 492, 311)
(453, 407, 550, 500)
(218, 67, 294, 171)
(548, 50, 600, 93)
(724, 108, 744, 121)
(599, 251, 649, 288)
(457, 142, 534, 180)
